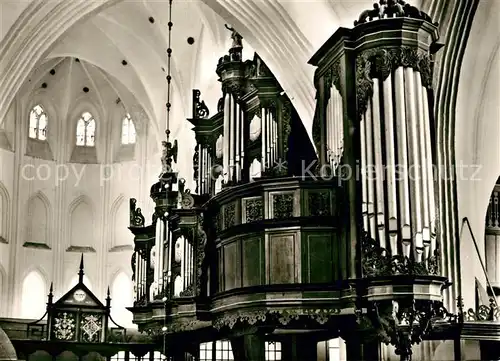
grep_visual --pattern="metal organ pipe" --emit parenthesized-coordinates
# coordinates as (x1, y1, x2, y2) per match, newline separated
(233, 97, 242, 182)
(383, 74, 398, 256)
(364, 104, 377, 239)
(360, 111, 368, 233)
(261, 108, 266, 172)
(415, 72, 431, 260)
(394, 67, 411, 256)
(371, 80, 387, 251)
(223, 93, 230, 183)
(423, 89, 437, 256)
(229, 95, 235, 181)
(404, 68, 424, 263)
(360, 66, 436, 264)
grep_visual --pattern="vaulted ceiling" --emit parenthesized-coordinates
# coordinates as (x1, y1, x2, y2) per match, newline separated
(0, 0, 381, 144)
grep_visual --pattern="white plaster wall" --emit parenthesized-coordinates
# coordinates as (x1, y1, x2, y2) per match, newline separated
(0, 77, 164, 321)
(455, 0, 500, 308)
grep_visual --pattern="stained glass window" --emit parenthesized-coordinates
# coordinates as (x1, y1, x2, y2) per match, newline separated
(76, 112, 96, 147)
(28, 104, 48, 140)
(121, 113, 136, 145)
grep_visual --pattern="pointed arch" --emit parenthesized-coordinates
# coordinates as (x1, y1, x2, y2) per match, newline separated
(0, 181, 10, 243)
(0, 264, 6, 316)
(68, 195, 95, 250)
(20, 268, 47, 319)
(109, 194, 133, 250)
(109, 270, 134, 328)
(121, 113, 136, 145)
(26, 191, 51, 247)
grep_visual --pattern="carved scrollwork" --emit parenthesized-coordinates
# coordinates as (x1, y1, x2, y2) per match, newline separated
(213, 308, 342, 330)
(308, 191, 331, 216)
(223, 203, 236, 229)
(361, 299, 455, 361)
(282, 99, 292, 156)
(193, 89, 210, 119)
(466, 298, 500, 321)
(130, 198, 145, 227)
(356, 47, 433, 119)
(272, 193, 294, 219)
(245, 198, 263, 223)
(361, 232, 441, 277)
(354, 1, 435, 27)
(195, 214, 207, 296)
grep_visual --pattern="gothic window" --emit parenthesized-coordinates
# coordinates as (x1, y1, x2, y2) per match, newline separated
(29, 104, 48, 140)
(328, 338, 341, 361)
(110, 272, 133, 328)
(121, 113, 136, 145)
(21, 270, 46, 319)
(265, 342, 282, 361)
(76, 112, 96, 147)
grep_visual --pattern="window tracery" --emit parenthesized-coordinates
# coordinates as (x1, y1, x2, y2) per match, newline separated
(76, 112, 96, 147)
(29, 104, 48, 141)
(121, 113, 136, 145)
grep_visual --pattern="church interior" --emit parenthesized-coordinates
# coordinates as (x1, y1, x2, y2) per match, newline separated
(0, 0, 498, 360)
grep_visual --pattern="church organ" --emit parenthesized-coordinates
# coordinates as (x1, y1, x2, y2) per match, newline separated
(126, 2, 498, 360)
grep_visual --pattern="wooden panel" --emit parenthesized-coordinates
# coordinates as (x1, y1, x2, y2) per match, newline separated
(217, 248, 224, 292)
(304, 233, 334, 283)
(223, 241, 241, 291)
(242, 237, 264, 287)
(268, 234, 296, 284)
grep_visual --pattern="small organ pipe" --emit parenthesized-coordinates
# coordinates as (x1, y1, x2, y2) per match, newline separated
(266, 109, 271, 168)
(234, 99, 240, 182)
(223, 94, 230, 183)
(240, 108, 245, 172)
(261, 108, 266, 172)
(229, 95, 235, 181)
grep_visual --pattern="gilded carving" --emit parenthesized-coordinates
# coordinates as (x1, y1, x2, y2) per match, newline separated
(224, 203, 236, 229)
(282, 99, 292, 157)
(130, 198, 145, 227)
(308, 191, 331, 216)
(273, 193, 294, 219)
(213, 308, 341, 330)
(361, 232, 441, 277)
(245, 198, 263, 223)
(356, 47, 433, 119)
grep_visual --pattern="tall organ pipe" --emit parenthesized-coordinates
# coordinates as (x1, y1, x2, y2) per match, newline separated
(394, 67, 411, 257)
(383, 74, 398, 256)
(404, 68, 424, 262)
(371, 81, 387, 251)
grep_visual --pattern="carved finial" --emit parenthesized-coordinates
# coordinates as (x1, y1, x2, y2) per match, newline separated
(354, 0, 436, 26)
(130, 198, 145, 227)
(225, 24, 243, 49)
(161, 130, 178, 176)
(78, 254, 84, 283)
(193, 89, 210, 119)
